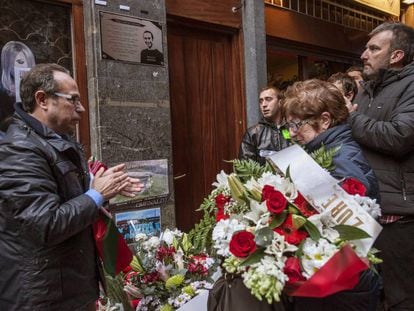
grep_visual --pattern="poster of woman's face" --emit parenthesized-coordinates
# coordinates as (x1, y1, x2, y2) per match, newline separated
(0, 0, 72, 133)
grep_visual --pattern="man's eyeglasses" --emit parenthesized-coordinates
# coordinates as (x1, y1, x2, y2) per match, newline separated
(53, 92, 82, 108)
(286, 119, 312, 133)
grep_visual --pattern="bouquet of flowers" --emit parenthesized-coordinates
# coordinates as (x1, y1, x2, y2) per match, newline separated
(192, 157, 382, 304)
(122, 228, 218, 311)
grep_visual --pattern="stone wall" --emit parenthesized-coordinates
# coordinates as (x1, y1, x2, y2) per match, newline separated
(84, 0, 175, 228)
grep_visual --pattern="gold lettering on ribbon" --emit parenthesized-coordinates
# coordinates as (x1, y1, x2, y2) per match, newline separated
(321, 193, 338, 210)
(322, 194, 365, 228)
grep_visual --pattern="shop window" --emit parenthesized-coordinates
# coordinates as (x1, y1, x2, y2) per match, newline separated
(267, 49, 353, 88)
(267, 50, 299, 90)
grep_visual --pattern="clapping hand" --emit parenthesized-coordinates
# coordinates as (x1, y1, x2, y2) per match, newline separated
(92, 163, 144, 200)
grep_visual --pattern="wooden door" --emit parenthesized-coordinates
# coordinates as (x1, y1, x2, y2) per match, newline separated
(168, 21, 244, 231)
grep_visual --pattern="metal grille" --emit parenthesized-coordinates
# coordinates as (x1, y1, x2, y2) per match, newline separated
(265, 0, 397, 32)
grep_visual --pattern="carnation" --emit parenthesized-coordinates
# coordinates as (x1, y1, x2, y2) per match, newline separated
(165, 274, 185, 290)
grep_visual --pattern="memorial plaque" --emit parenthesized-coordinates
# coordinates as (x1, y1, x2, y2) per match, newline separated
(100, 11, 164, 66)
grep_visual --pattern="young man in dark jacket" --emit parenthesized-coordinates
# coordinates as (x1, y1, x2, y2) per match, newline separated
(0, 64, 141, 310)
(347, 22, 414, 310)
(239, 86, 290, 165)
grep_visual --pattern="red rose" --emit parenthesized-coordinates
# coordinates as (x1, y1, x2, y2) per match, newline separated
(262, 185, 287, 214)
(284, 257, 305, 283)
(229, 231, 257, 258)
(341, 178, 366, 196)
(262, 185, 275, 201)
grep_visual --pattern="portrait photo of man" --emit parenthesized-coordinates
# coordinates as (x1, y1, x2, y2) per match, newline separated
(140, 30, 164, 66)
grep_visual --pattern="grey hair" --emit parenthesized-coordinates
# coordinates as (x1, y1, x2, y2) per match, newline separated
(370, 22, 414, 66)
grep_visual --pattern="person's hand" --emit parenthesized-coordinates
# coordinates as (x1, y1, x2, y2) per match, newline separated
(101, 163, 144, 197)
(119, 177, 144, 197)
(344, 96, 358, 113)
(92, 166, 131, 200)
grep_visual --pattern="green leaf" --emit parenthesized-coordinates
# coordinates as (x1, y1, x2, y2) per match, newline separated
(254, 227, 274, 247)
(180, 233, 192, 253)
(304, 220, 321, 241)
(240, 248, 265, 267)
(292, 214, 307, 229)
(309, 144, 341, 172)
(269, 211, 288, 229)
(230, 159, 271, 183)
(288, 204, 300, 214)
(295, 240, 305, 258)
(334, 225, 371, 240)
(285, 165, 292, 181)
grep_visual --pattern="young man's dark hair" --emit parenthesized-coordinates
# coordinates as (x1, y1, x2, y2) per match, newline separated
(327, 72, 358, 101)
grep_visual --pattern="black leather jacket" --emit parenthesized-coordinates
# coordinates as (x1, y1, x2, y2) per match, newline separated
(349, 63, 414, 215)
(0, 103, 99, 310)
(239, 118, 290, 165)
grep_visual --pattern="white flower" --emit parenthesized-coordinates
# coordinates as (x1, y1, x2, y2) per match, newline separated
(173, 250, 185, 270)
(353, 194, 382, 219)
(143, 236, 160, 251)
(244, 200, 268, 225)
(257, 172, 298, 200)
(212, 218, 246, 256)
(242, 255, 288, 303)
(135, 233, 147, 243)
(156, 261, 169, 281)
(244, 177, 260, 190)
(212, 170, 229, 188)
(265, 232, 297, 257)
(160, 228, 182, 246)
(168, 293, 193, 308)
(301, 238, 338, 279)
(308, 212, 340, 242)
(204, 257, 215, 269)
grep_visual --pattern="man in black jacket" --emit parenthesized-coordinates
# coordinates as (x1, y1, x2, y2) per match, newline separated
(239, 86, 290, 165)
(348, 23, 414, 310)
(0, 63, 141, 310)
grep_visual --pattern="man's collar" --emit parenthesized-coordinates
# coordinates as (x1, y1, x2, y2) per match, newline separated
(13, 102, 63, 139)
